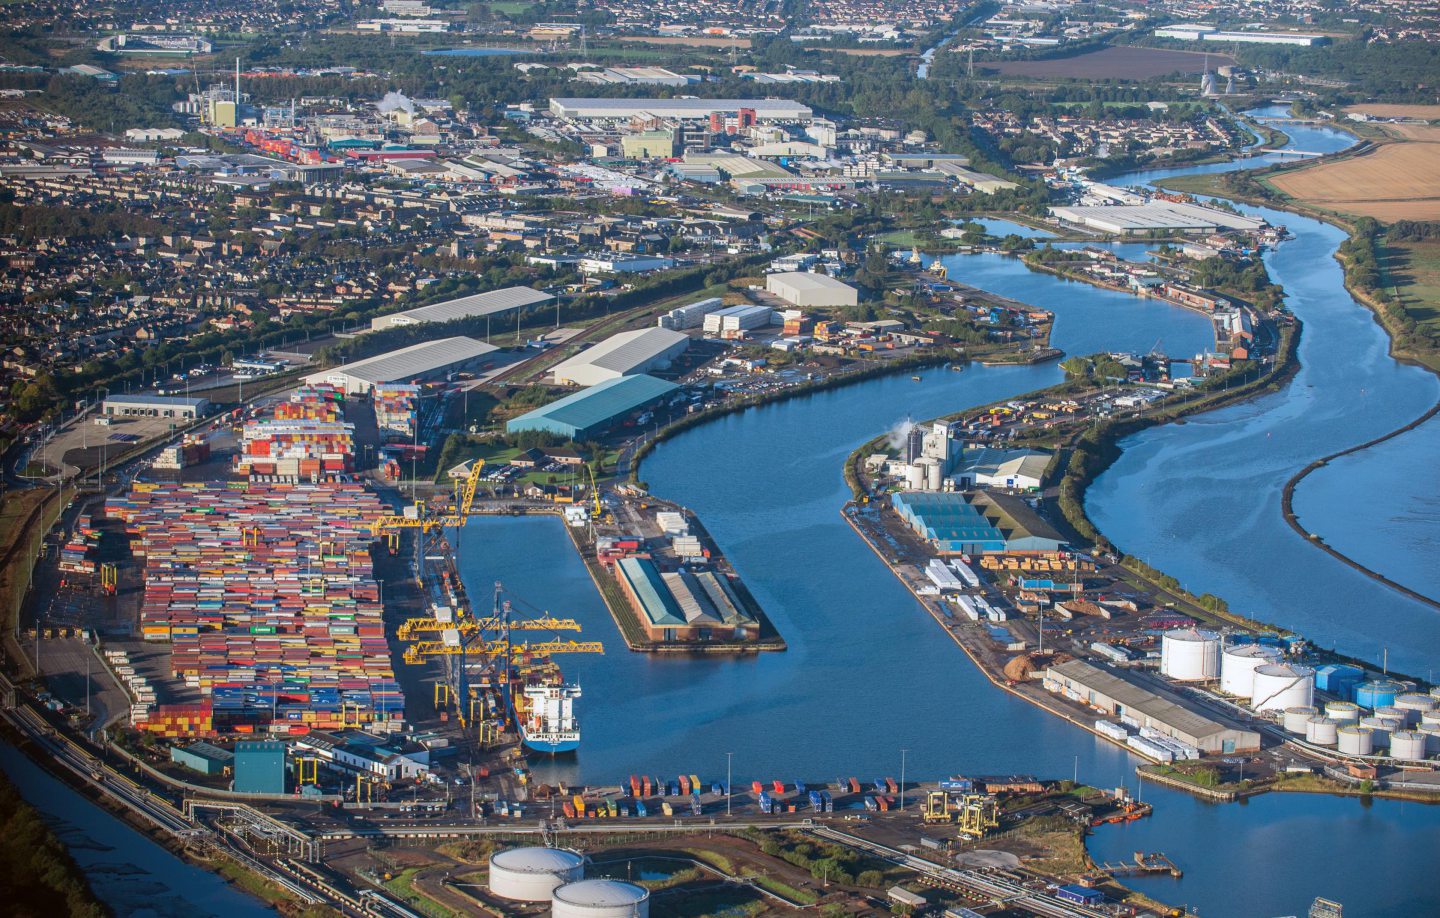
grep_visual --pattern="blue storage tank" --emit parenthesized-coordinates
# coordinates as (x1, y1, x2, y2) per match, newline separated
(1355, 679, 1405, 710)
(1315, 663, 1364, 695)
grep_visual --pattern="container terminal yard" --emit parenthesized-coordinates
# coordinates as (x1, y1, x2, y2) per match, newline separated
(843, 374, 1440, 802)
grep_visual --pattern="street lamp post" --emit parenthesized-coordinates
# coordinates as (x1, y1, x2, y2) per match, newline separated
(900, 748, 908, 811)
(726, 752, 733, 817)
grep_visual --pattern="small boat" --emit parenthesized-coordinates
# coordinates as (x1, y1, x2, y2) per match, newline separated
(911, 375, 922, 381)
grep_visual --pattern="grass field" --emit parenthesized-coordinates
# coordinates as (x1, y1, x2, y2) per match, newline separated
(982, 45, 1235, 79)
(1268, 142, 1440, 221)
(1380, 238, 1440, 352)
(1345, 103, 1440, 120)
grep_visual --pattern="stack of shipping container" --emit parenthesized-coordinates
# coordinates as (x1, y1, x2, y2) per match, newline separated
(236, 384, 354, 479)
(373, 384, 419, 442)
(106, 481, 404, 738)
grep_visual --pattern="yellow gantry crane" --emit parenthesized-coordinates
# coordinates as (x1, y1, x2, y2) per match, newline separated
(370, 458, 485, 540)
(403, 635, 603, 666)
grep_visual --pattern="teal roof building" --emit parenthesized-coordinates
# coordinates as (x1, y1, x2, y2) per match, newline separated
(506, 374, 679, 441)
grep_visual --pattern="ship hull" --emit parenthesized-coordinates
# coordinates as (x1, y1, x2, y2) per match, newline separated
(520, 729, 580, 755)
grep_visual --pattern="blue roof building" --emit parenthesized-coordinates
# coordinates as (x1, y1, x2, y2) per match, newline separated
(233, 740, 287, 795)
(170, 741, 234, 776)
(891, 490, 1064, 555)
(506, 374, 679, 440)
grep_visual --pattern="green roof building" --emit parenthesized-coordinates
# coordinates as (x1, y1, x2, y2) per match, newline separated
(506, 374, 679, 441)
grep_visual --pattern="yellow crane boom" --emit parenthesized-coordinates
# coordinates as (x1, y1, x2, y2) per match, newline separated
(370, 459, 484, 535)
(403, 639, 603, 666)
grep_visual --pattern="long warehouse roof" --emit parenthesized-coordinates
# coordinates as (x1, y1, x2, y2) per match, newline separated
(509, 374, 678, 432)
(319, 336, 497, 385)
(374, 286, 553, 327)
(551, 327, 688, 378)
(550, 97, 812, 119)
(768, 271, 858, 293)
(1048, 659, 1244, 741)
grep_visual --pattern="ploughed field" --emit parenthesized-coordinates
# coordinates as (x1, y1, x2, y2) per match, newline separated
(980, 45, 1236, 79)
(1345, 103, 1440, 120)
(1268, 142, 1440, 221)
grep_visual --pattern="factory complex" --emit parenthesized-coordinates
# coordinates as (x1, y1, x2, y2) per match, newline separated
(368, 286, 554, 332)
(891, 490, 1067, 555)
(304, 335, 497, 394)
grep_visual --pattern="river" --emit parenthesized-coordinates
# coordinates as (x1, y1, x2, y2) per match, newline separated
(455, 108, 1440, 915)
(0, 742, 273, 916)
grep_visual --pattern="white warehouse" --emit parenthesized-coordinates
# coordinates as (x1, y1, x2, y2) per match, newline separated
(702, 304, 775, 337)
(305, 336, 498, 395)
(370, 286, 554, 332)
(766, 271, 859, 308)
(551, 328, 689, 387)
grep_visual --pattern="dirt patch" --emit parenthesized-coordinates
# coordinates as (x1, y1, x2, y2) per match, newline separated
(615, 35, 751, 48)
(1269, 142, 1440, 221)
(1346, 103, 1440, 120)
(982, 45, 1235, 80)
(1380, 122, 1440, 142)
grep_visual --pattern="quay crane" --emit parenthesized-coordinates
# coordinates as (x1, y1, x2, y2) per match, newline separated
(399, 581, 601, 747)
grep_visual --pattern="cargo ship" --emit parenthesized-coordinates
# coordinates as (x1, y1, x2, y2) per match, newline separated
(517, 682, 581, 755)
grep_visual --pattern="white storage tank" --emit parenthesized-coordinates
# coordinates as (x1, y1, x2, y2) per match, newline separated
(1283, 705, 1317, 733)
(1423, 709, 1440, 727)
(1418, 723, 1440, 755)
(1220, 644, 1283, 698)
(487, 848, 585, 902)
(551, 879, 650, 918)
(1374, 705, 1408, 725)
(1359, 716, 1393, 748)
(1160, 629, 1221, 682)
(1393, 694, 1436, 724)
(1250, 662, 1315, 713)
(1325, 701, 1361, 723)
(1431, 685, 1440, 701)
(904, 464, 926, 491)
(1305, 716, 1338, 746)
(1389, 730, 1428, 761)
(1337, 724, 1374, 756)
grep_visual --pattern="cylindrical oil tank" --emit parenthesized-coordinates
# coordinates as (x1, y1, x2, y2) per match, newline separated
(1221, 644, 1282, 698)
(1359, 716, 1393, 748)
(1305, 716, 1338, 746)
(1160, 628, 1222, 681)
(1418, 723, 1440, 755)
(1283, 705, 1317, 733)
(1423, 709, 1440, 727)
(1250, 662, 1315, 713)
(488, 848, 585, 902)
(551, 879, 651, 918)
(1389, 730, 1428, 761)
(1374, 706, 1407, 727)
(1337, 724, 1374, 756)
(1431, 685, 1440, 701)
(1326, 701, 1361, 722)
(1355, 679, 1405, 710)
(1394, 693, 1437, 724)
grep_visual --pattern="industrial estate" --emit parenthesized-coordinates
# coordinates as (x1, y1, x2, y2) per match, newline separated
(2, 0, 1440, 916)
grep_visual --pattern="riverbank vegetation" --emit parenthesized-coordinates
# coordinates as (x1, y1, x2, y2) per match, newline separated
(1339, 219, 1440, 371)
(0, 768, 109, 918)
